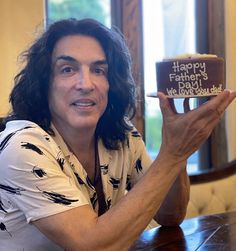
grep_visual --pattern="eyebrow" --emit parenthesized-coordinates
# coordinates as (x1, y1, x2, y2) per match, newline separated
(54, 55, 77, 63)
(54, 55, 108, 66)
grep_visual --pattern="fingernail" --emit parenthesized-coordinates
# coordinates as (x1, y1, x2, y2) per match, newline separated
(224, 89, 236, 94)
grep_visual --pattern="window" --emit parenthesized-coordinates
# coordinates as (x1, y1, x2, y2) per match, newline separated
(46, 0, 111, 26)
(142, 0, 198, 173)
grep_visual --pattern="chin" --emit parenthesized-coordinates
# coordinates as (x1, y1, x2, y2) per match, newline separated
(71, 119, 98, 131)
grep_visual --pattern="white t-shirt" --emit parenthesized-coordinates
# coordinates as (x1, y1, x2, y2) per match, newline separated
(0, 120, 152, 250)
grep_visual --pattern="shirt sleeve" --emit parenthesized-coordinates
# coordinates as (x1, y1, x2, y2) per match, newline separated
(0, 127, 90, 223)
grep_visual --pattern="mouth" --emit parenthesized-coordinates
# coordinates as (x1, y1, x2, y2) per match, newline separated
(71, 99, 96, 107)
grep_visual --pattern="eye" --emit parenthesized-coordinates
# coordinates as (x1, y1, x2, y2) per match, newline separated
(93, 67, 107, 76)
(61, 66, 74, 74)
(94, 68, 104, 75)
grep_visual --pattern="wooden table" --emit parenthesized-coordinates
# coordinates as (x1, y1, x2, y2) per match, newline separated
(130, 211, 236, 250)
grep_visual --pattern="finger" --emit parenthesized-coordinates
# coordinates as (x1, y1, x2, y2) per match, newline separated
(209, 90, 236, 117)
(192, 90, 236, 130)
(193, 90, 232, 120)
(205, 90, 236, 125)
(183, 98, 190, 113)
(157, 92, 176, 116)
(210, 89, 236, 106)
(227, 89, 236, 103)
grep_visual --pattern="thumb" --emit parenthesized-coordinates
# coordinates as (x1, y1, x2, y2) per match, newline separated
(158, 92, 176, 116)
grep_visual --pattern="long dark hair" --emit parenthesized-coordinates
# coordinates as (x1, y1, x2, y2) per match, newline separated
(7, 18, 136, 149)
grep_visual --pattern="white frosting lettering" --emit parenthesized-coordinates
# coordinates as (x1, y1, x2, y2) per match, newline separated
(165, 60, 222, 97)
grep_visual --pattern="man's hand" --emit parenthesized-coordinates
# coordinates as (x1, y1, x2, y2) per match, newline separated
(158, 90, 236, 163)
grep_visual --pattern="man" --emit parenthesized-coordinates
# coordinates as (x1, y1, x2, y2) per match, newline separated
(0, 18, 235, 251)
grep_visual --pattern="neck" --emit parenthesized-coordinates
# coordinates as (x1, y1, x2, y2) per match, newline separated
(52, 122, 99, 185)
(53, 123, 96, 154)
(69, 135, 95, 156)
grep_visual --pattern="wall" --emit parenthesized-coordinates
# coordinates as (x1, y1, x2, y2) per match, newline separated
(225, 0, 236, 161)
(0, 0, 44, 116)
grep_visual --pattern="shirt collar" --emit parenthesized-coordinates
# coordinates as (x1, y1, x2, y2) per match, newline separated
(50, 123, 72, 158)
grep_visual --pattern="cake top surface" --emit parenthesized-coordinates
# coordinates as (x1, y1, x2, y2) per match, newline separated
(163, 53, 218, 61)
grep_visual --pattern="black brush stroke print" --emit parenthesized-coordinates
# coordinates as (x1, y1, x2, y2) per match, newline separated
(131, 131, 141, 138)
(0, 199, 7, 213)
(109, 177, 120, 189)
(90, 192, 97, 209)
(86, 176, 94, 189)
(127, 137, 130, 148)
(57, 157, 65, 171)
(100, 164, 108, 175)
(0, 132, 15, 153)
(0, 126, 34, 153)
(21, 126, 35, 130)
(0, 222, 12, 237)
(74, 172, 85, 185)
(0, 184, 24, 195)
(44, 135, 50, 141)
(42, 191, 79, 205)
(32, 166, 47, 178)
(135, 159, 143, 173)
(107, 198, 112, 209)
(21, 142, 44, 155)
(126, 175, 132, 191)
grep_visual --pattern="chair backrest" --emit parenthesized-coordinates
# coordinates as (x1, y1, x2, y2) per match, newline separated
(189, 160, 236, 184)
(186, 160, 236, 219)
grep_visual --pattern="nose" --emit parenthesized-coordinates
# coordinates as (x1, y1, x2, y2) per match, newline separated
(75, 67, 94, 92)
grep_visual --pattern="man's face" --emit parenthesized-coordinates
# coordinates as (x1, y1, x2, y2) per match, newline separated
(48, 35, 109, 135)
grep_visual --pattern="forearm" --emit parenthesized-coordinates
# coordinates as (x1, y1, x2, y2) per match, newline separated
(154, 165, 190, 226)
(83, 155, 186, 250)
(35, 153, 186, 251)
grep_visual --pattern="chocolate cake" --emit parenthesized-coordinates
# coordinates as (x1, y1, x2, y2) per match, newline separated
(155, 54, 225, 98)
